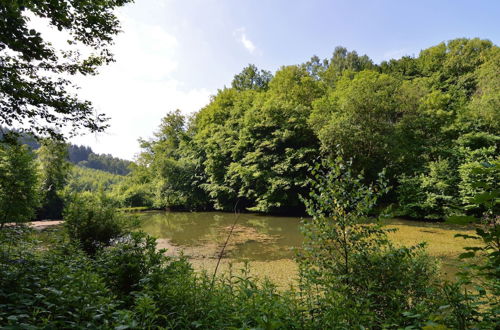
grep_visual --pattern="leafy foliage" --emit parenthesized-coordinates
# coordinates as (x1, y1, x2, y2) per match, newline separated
(0, 142, 39, 226)
(444, 161, 500, 328)
(298, 159, 441, 327)
(36, 139, 71, 219)
(67, 165, 125, 193)
(0, 0, 133, 139)
(0, 225, 304, 329)
(0, 227, 121, 328)
(78, 152, 131, 175)
(1, 161, 498, 328)
(231, 64, 272, 91)
(128, 38, 498, 219)
(63, 193, 134, 255)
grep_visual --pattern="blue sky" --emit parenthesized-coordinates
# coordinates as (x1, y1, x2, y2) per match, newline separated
(62, 0, 500, 159)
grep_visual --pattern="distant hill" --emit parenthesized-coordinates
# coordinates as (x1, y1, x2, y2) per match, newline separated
(0, 128, 132, 175)
(67, 166, 125, 192)
(67, 145, 132, 175)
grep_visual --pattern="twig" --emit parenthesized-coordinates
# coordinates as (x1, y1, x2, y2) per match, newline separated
(211, 199, 240, 288)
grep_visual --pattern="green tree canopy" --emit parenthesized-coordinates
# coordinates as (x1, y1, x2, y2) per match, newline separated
(231, 64, 272, 91)
(37, 139, 71, 219)
(129, 38, 499, 218)
(0, 142, 39, 226)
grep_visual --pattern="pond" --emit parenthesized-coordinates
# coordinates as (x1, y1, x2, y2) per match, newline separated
(139, 211, 303, 261)
(139, 211, 477, 285)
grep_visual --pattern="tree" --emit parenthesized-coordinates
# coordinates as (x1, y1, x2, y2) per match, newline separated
(0, 142, 39, 227)
(0, 0, 133, 140)
(37, 139, 71, 219)
(418, 38, 493, 103)
(299, 159, 439, 327)
(126, 38, 498, 218)
(463, 47, 500, 131)
(267, 65, 323, 107)
(299, 158, 390, 289)
(231, 64, 272, 91)
(228, 97, 320, 213)
(321, 46, 374, 85)
(310, 70, 404, 178)
(444, 161, 500, 328)
(193, 88, 256, 210)
(195, 65, 322, 212)
(136, 110, 209, 210)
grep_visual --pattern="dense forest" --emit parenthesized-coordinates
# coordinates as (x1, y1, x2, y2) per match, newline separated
(120, 38, 499, 219)
(67, 145, 132, 175)
(0, 133, 129, 219)
(3, 38, 497, 219)
(67, 166, 125, 194)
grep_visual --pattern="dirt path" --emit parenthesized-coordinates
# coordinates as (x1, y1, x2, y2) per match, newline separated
(29, 220, 63, 230)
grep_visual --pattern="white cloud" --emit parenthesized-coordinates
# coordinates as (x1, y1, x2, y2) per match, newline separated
(71, 14, 211, 160)
(24, 8, 212, 160)
(234, 28, 256, 54)
(72, 78, 210, 160)
(102, 14, 179, 80)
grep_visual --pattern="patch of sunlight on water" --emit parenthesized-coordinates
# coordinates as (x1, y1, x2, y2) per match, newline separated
(139, 211, 478, 286)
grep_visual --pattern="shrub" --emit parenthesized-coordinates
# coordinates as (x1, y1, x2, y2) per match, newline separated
(397, 159, 458, 220)
(440, 161, 500, 329)
(133, 263, 303, 329)
(64, 193, 135, 255)
(1, 224, 304, 329)
(0, 143, 39, 227)
(299, 158, 442, 328)
(0, 227, 121, 329)
(116, 183, 154, 208)
(95, 232, 166, 300)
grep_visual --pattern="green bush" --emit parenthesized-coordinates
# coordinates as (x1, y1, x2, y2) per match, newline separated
(2, 160, 497, 329)
(299, 158, 443, 328)
(95, 231, 165, 300)
(397, 159, 458, 220)
(456, 133, 499, 213)
(117, 183, 154, 208)
(64, 193, 135, 255)
(0, 143, 39, 227)
(441, 161, 500, 329)
(0, 225, 304, 329)
(133, 264, 303, 329)
(0, 227, 121, 329)
(340, 245, 440, 327)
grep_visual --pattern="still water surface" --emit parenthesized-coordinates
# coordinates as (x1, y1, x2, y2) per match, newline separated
(139, 211, 475, 267)
(139, 211, 303, 261)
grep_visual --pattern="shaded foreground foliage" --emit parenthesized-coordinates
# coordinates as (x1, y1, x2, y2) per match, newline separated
(1, 162, 498, 329)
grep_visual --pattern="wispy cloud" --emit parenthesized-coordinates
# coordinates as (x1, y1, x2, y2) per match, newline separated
(234, 27, 256, 54)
